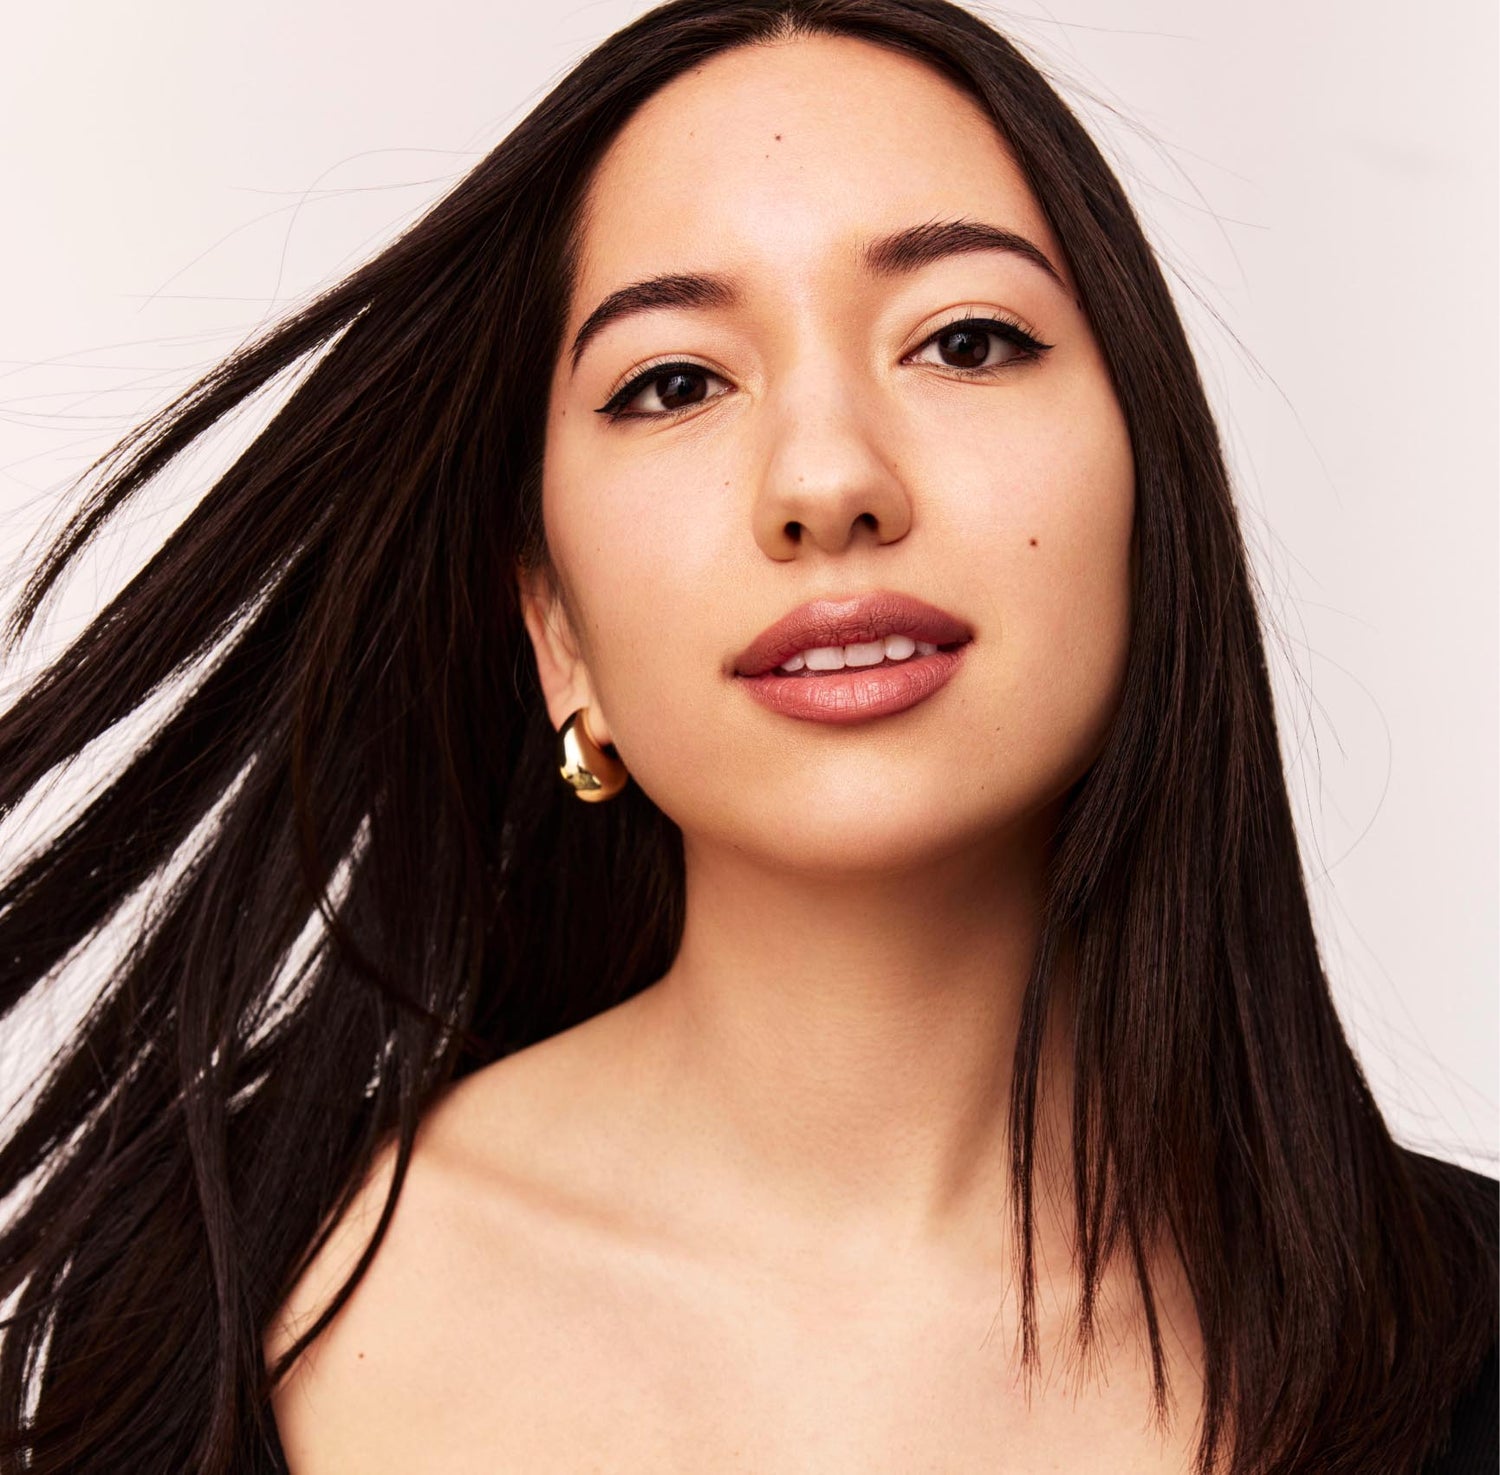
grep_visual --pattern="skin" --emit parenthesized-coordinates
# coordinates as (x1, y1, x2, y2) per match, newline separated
(269, 34, 1206, 1473)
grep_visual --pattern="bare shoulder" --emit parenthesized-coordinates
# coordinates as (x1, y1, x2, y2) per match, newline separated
(263, 1108, 406, 1467)
(262, 991, 1209, 1473)
(264, 1000, 653, 1473)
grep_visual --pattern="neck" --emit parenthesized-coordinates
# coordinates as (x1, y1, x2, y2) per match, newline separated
(629, 806, 1078, 1281)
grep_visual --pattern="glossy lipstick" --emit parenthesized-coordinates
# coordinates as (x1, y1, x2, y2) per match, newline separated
(731, 591, 972, 725)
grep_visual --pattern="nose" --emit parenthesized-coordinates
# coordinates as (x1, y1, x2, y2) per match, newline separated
(748, 366, 914, 560)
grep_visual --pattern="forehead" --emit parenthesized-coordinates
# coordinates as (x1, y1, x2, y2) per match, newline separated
(572, 34, 1064, 308)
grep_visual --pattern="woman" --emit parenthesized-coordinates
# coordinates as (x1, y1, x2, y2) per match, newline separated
(0, 1, 1493, 1470)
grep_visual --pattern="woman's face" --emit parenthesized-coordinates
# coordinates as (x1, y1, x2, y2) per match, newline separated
(526, 34, 1134, 872)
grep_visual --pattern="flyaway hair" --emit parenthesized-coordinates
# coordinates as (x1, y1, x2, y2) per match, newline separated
(0, 2, 1493, 1471)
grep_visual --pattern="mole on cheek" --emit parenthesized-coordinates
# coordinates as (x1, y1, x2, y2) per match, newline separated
(1029, 538, 1039, 547)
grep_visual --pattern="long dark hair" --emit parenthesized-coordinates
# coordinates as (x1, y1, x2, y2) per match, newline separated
(1, 2, 1492, 1470)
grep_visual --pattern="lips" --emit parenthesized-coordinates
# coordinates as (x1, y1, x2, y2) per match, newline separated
(730, 589, 974, 725)
(731, 590, 973, 678)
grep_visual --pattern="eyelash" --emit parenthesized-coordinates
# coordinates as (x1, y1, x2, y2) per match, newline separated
(593, 312, 1054, 423)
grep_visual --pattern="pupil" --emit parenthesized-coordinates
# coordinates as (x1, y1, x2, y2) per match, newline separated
(657, 370, 704, 410)
(942, 329, 989, 369)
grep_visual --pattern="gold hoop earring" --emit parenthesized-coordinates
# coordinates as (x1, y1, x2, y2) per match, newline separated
(557, 707, 628, 802)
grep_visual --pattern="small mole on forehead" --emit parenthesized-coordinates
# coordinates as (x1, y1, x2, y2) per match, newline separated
(1029, 538, 1038, 547)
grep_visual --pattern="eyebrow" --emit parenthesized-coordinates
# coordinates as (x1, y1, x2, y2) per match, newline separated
(567, 217, 1068, 376)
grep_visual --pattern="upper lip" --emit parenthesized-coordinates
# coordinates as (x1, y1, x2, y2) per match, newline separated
(732, 590, 974, 677)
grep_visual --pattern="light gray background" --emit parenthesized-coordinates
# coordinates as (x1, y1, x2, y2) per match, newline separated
(0, 2, 1494, 1170)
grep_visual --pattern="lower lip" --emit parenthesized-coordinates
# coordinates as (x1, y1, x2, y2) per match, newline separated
(735, 644, 970, 724)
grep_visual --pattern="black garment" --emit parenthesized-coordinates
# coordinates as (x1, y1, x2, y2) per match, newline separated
(1423, 1336, 1497, 1474)
(1416, 1149, 1499, 1475)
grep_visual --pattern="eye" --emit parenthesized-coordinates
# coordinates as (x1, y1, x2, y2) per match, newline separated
(593, 312, 1053, 425)
(595, 361, 731, 422)
(907, 312, 1053, 376)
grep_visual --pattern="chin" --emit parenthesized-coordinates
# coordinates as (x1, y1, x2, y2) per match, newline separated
(732, 791, 1041, 873)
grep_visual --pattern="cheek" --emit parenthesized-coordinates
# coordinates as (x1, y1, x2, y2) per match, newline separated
(1024, 412, 1135, 780)
(950, 379, 1135, 795)
(543, 452, 732, 751)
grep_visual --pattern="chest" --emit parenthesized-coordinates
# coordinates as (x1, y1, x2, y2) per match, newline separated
(311, 1240, 1203, 1474)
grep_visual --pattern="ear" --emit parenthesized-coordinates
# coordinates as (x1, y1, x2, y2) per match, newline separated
(516, 565, 614, 747)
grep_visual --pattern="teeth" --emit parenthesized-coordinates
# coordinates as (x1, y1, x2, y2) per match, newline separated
(844, 640, 886, 668)
(776, 632, 937, 675)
